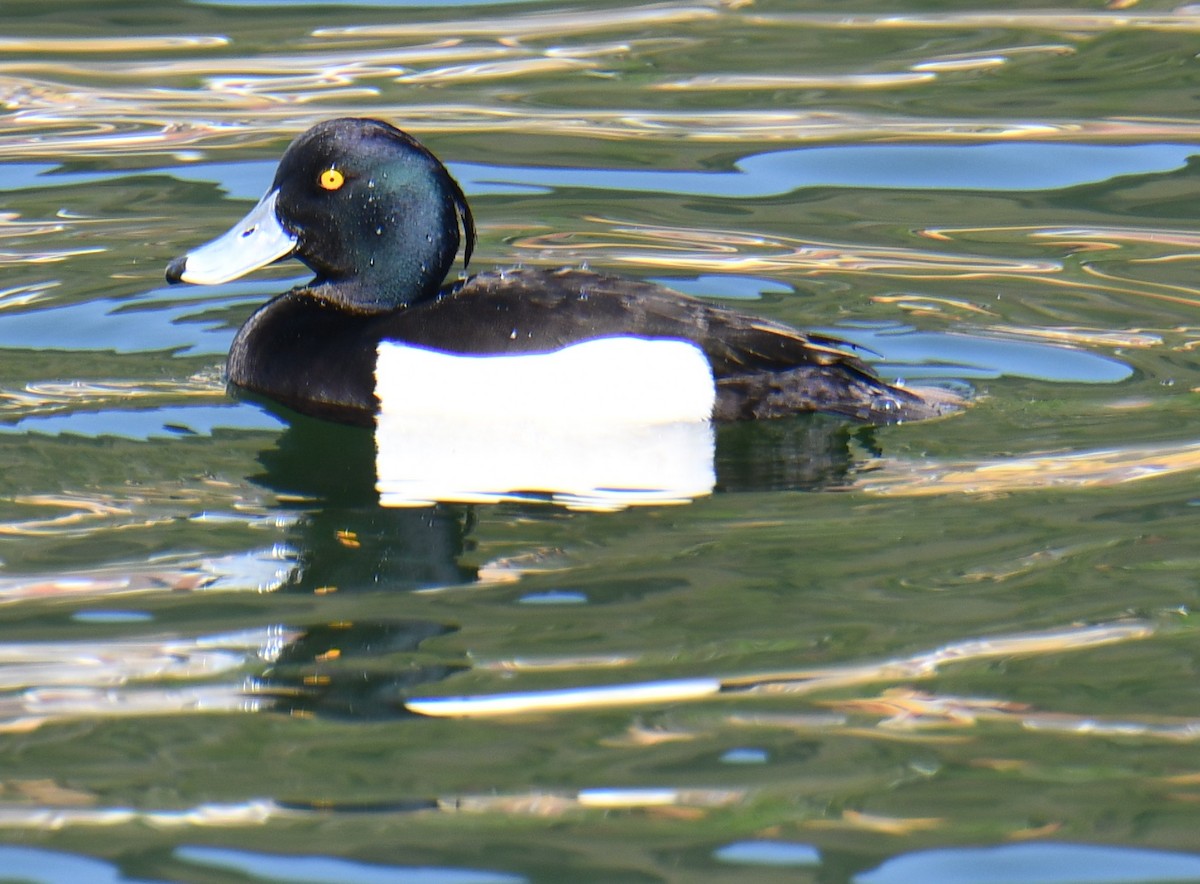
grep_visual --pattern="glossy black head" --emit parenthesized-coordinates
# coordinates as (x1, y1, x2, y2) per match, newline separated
(273, 119, 474, 310)
(166, 118, 475, 313)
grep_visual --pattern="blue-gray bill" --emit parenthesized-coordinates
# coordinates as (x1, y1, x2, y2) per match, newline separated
(165, 189, 296, 285)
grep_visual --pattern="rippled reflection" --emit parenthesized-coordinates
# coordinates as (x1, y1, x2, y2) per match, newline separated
(3, 0, 1200, 159)
(4, 0, 1200, 877)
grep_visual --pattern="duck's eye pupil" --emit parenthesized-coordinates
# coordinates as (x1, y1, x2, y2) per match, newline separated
(319, 169, 345, 191)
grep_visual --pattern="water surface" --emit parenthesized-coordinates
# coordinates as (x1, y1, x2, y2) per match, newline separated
(3, 1, 1200, 881)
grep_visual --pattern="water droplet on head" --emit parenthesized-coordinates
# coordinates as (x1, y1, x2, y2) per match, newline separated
(375, 226, 383, 236)
(367, 179, 376, 189)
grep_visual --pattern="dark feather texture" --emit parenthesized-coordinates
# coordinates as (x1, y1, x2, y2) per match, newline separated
(174, 118, 962, 426)
(228, 267, 955, 424)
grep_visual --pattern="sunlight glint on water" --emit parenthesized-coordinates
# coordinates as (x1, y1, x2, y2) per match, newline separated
(2, 0, 1200, 880)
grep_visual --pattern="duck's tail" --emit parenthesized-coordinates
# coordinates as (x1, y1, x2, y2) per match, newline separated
(715, 367, 966, 424)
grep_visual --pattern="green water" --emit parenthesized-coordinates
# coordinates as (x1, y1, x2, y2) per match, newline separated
(3, 1, 1200, 881)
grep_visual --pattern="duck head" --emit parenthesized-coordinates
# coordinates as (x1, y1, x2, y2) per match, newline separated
(166, 118, 476, 312)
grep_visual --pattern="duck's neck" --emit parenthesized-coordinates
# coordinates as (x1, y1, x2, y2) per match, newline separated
(304, 185, 462, 314)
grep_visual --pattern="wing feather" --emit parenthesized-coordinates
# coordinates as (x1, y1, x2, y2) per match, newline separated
(437, 267, 873, 378)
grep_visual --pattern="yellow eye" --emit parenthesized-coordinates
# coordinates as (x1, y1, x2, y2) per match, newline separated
(319, 168, 345, 191)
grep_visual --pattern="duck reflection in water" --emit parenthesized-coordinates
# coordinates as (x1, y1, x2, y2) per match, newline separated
(234, 409, 876, 720)
(250, 408, 873, 597)
(158, 117, 958, 722)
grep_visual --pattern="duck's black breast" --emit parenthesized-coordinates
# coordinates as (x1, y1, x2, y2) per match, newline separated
(228, 292, 383, 425)
(228, 267, 930, 425)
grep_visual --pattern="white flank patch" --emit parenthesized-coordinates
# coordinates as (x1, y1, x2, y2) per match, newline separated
(376, 336, 715, 424)
(374, 337, 717, 510)
(405, 677, 722, 718)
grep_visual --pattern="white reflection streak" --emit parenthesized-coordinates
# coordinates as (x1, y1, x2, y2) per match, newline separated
(0, 787, 747, 829)
(0, 35, 228, 53)
(406, 621, 1152, 717)
(858, 439, 1200, 497)
(311, 3, 722, 39)
(0, 547, 297, 601)
(0, 626, 294, 687)
(749, 10, 1200, 35)
(0, 799, 281, 830)
(655, 72, 937, 90)
(0, 626, 300, 732)
(0, 375, 226, 417)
